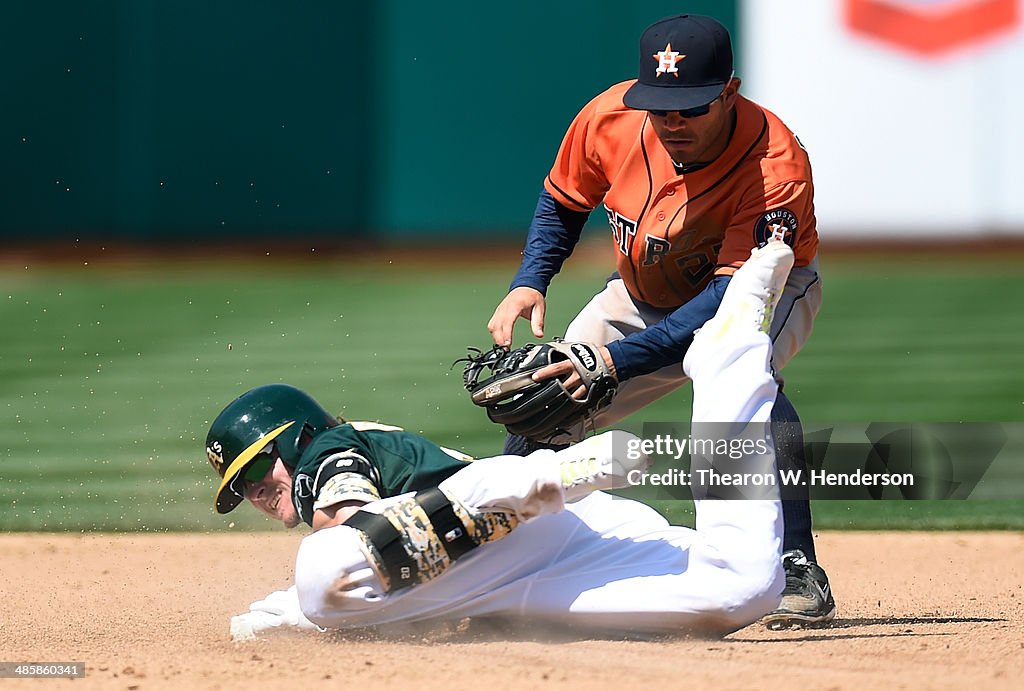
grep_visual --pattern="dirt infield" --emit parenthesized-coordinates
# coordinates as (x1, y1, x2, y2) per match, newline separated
(2, 531, 1021, 690)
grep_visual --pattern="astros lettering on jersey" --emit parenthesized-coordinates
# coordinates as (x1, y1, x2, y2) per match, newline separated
(544, 80, 819, 309)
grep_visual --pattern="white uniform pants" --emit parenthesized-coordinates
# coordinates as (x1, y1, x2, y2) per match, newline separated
(562, 260, 821, 440)
(294, 314, 785, 637)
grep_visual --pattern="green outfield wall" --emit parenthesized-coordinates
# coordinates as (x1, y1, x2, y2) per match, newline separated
(0, 1, 735, 242)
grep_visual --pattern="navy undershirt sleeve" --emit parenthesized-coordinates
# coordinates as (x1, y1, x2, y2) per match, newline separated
(606, 275, 732, 382)
(509, 189, 591, 295)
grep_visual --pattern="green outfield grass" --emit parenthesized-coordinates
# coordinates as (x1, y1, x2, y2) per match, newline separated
(2, 247, 1022, 531)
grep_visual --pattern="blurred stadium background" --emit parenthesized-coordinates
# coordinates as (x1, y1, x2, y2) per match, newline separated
(2, 1, 1022, 531)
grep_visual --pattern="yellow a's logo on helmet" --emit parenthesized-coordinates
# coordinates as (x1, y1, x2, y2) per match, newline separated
(207, 440, 225, 475)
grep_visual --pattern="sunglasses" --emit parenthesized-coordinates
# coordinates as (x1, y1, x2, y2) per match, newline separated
(242, 452, 275, 484)
(648, 101, 714, 119)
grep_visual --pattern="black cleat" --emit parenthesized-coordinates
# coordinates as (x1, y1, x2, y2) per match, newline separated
(762, 550, 837, 630)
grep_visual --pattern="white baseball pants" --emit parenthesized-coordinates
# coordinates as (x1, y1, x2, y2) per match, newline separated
(560, 259, 821, 440)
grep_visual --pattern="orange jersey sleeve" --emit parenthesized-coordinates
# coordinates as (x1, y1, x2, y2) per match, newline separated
(545, 83, 819, 309)
(544, 81, 641, 212)
(714, 179, 818, 277)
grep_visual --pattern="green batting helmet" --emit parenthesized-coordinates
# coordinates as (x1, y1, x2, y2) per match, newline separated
(206, 383, 340, 514)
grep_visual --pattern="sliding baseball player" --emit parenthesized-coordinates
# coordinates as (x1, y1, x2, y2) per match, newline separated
(210, 241, 795, 639)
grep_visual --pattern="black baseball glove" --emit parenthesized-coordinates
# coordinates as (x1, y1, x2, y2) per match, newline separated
(458, 340, 618, 442)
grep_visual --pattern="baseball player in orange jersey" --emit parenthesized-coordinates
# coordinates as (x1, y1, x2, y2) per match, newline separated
(487, 14, 833, 628)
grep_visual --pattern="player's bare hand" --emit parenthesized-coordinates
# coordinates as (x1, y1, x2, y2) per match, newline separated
(488, 287, 546, 346)
(533, 346, 617, 400)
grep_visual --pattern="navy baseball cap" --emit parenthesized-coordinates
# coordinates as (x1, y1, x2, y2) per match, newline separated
(623, 14, 734, 112)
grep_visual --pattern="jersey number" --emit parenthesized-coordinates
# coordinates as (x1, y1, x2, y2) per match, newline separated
(675, 242, 722, 287)
(644, 232, 723, 288)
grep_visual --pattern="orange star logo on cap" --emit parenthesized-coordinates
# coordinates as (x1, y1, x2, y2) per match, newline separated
(653, 42, 685, 77)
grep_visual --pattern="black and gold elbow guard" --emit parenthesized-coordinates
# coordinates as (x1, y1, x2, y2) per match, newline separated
(345, 488, 518, 593)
